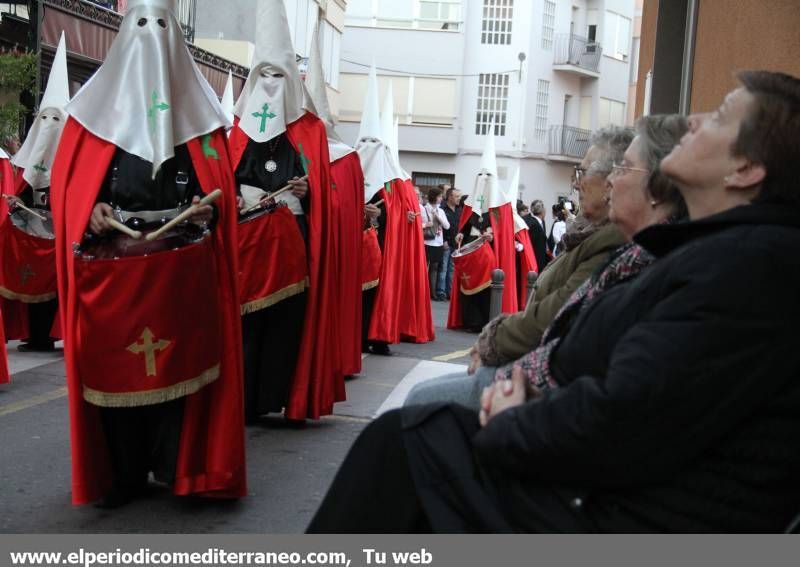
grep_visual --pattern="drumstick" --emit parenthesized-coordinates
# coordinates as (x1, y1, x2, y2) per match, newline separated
(105, 217, 142, 240)
(145, 189, 223, 241)
(4, 196, 47, 221)
(240, 175, 309, 215)
(374, 199, 385, 207)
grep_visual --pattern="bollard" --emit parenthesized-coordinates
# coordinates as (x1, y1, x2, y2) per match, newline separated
(489, 268, 505, 321)
(526, 271, 539, 305)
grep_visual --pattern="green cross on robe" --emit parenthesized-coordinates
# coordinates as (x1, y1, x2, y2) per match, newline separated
(201, 134, 219, 160)
(297, 142, 311, 175)
(384, 181, 392, 194)
(147, 90, 170, 134)
(476, 195, 486, 211)
(33, 161, 48, 173)
(252, 103, 277, 133)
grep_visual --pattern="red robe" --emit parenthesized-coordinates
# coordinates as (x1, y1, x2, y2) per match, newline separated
(368, 179, 434, 344)
(330, 151, 364, 376)
(51, 119, 246, 504)
(0, 155, 9, 384)
(229, 113, 344, 419)
(515, 229, 538, 310)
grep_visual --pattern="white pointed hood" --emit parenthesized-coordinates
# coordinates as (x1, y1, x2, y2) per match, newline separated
(234, 0, 306, 143)
(221, 70, 235, 127)
(304, 23, 353, 162)
(355, 62, 397, 201)
(393, 118, 411, 181)
(464, 128, 508, 214)
(380, 82, 405, 180)
(66, 0, 228, 177)
(12, 32, 70, 189)
(506, 167, 528, 232)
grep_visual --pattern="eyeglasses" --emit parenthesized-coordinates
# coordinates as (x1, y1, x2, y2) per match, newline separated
(610, 162, 649, 178)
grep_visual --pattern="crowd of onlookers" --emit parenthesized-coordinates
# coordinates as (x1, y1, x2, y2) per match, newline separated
(418, 182, 579, 301)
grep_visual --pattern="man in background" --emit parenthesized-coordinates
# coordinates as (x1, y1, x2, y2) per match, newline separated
(528, 199, 549, 270)
(437, 186, 461, 300)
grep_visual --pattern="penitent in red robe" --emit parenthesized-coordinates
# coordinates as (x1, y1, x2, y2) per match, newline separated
(368, 178, 434, 344)
(229, 112, 344, 419)
(330, 151, 365, 376)
(515, 228, 538, 310)
(51, 119, 246, 505)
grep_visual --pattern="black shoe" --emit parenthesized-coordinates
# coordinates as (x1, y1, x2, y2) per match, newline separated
(369, 342, 392, 356)
(17, 341, 56, 353)
(435, 294, 447, 301)
(94, 483, 146, 509)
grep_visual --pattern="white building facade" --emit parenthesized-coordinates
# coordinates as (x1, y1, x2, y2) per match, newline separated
(336, 0, 635, 210)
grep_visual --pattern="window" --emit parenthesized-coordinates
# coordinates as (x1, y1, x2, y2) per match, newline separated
(534, 79, 550, 139)
(481, 0, 513, 45)
(475, 73, 509, 136)
(320, 21, 342, 89)
(284, 0, 319, 57)
(412, 172, 456, 193)
(598, 97, 626, 126)
(419, 1, 462, 31)
(603, 11, 631, 60)
(629, 37, 640, 84)
(412, 77, 457, 125)
(541, 0, 555, 50)
(340, 72, 458, 126)
(345, 0, 462, 31)
(376, 0, 414, 27)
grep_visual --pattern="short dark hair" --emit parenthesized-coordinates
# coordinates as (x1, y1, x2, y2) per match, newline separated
(445, 187, 458, 202)
(531, 199, 545, 216)
(427, 186, 443, 204)
(735, 70, 800, 207)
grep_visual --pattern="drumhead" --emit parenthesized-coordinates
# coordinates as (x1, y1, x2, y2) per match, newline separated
(9, 209, 55, 240)
(451, 237, 487, 258)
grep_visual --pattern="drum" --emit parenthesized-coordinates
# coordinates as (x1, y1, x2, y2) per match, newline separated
(73, 222, 221, 407)
(75, 223, 209, 261)
(452, 238, 496, 295)
(237, 205, 308, 314)
(9, 208, 54, 240)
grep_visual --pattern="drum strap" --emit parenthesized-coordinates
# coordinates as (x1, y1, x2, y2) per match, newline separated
(114, 204, 191, 224)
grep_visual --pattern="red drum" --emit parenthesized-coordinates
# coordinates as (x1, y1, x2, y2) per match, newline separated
(238, 205, 308, 314)
(73, 227, 222, 408)
(0, 209, 57, 303)
(452, 239, 496, 295)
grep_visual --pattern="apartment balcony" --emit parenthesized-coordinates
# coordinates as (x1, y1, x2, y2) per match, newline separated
(553, 34, 602, 78)
(547, 125, 591, 163)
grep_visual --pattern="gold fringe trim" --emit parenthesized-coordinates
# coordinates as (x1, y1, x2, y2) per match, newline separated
(362, 279, 379, 291)
(0, 287, 57, 304)
(82, 364, 220, 408)
(240, 278, 309, 315)
(460, 280, 492, 296)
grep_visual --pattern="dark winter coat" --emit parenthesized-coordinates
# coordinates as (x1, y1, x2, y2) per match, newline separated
(403, 203, 800, 532)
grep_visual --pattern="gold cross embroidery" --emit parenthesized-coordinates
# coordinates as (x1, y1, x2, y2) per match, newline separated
(127, 327, 171, 377)
(19, 264, 35, 286)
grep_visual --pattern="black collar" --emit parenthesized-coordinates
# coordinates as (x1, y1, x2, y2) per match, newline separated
(634, 203, 800, 257)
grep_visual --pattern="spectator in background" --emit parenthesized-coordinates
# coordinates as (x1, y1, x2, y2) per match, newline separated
(437, 187, 461, 300)
(422, 187, 450, 301)
(548, 204, 567, 255)
(528, 199, 549, 271)
(414, 185, 425, 207)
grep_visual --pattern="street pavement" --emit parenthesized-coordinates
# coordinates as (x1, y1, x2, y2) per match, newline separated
(0, 300, 474, 533)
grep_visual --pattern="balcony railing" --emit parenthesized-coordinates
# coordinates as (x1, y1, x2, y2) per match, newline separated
(548, 125, 591, 160)
(553, 33, 602, 74)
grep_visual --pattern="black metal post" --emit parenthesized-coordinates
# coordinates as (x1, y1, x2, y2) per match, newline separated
(489, 269, 504, 321)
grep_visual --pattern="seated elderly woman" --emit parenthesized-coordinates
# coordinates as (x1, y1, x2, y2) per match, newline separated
(405, 125, 641, 410)
(308, 70, 800, 533)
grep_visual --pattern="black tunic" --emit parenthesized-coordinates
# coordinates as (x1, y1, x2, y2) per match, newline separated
(94, 146, 203, 494)
(235, 135, 307, 421)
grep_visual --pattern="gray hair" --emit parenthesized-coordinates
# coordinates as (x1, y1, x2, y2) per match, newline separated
(587, 126, 635, 178)
(635, 114, 689, 214)
(531, 199, 545, 216)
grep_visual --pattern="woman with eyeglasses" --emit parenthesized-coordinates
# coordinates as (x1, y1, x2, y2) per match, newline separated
(404, 126, 632, 410)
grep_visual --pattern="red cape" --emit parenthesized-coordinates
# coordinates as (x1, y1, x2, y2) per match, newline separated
(446, 239, 496, 330)
(229, 114, 344, 419)
(489, 203, 518, 314)
(515, 229, 538, 309)
(368, 179, 434, 344)
(51, 119, 246, 504)
(330, 151, 364, 376)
